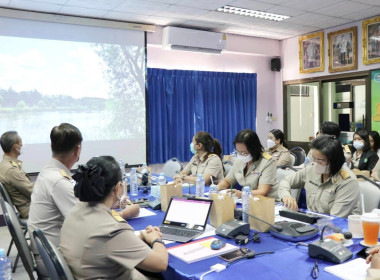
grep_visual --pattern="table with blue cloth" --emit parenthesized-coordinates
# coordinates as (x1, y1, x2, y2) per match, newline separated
(128, 177, 367, 280)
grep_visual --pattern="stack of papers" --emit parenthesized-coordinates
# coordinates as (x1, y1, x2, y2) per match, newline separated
(324, 258, 370, 280)
(167, 237, 237, 263)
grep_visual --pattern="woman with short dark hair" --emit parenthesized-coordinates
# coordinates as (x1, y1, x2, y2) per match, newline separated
(60, 156, 168, 279)
(265, 129, 290, 166)
(216, 129, 278, 198)
(278, 136, 361, 218)
(174, 131, 224, 185)
(350, 129, 379, 172)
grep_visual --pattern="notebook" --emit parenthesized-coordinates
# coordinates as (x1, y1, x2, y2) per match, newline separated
(159, 197, 213, 243)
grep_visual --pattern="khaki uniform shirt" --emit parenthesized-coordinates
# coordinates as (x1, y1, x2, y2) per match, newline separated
(278, 164, 361, 218)
(182, 153, 224, 184)
(225, 153, 278, 199)
(60, 202, 152, 280)
(367, 268, 380, 280)
(28, 158, 78, 247)
(0, 155, 33, 218)
(265, 144, 290, 166)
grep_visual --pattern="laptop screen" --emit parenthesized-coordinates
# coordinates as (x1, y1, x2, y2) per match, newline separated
(162, 197, 212, 231)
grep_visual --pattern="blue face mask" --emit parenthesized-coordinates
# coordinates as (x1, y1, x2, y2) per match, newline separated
(190, 142, 197, 154)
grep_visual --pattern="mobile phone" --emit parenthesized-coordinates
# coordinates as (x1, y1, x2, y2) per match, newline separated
(219, 248, 253, 262)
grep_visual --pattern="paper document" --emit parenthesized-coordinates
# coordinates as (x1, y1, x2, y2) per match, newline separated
(129, 208, 156, 219)
(324, 258, 369, 280)
(167, 236, 238, 263)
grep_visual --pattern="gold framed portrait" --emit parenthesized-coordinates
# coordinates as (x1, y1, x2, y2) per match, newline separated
(299, 31, 324, 73)
(327, 27, 357, 73)
(363, 16, 380, 65)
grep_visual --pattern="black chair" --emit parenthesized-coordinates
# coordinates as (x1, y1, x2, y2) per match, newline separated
(290, 147, 306, 166)
(33, 228, 74, 280)
(163, 157, 183, 178)
(0, 182, 28, 264)
(0, 197, 37, 279)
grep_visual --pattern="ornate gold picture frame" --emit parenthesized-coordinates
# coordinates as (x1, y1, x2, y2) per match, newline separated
(363, 16, 380, 65)
(328, 27, 357, 73)
(299, 31, 324, 73)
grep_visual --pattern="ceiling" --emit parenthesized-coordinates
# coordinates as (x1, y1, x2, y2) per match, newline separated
(1, 0, 380, 40)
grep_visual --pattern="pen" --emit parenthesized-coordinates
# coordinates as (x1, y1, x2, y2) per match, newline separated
(183, 246, 205, 255)
(126, 199, 133, 205)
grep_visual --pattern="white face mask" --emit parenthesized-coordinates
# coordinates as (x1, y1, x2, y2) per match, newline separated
(15, 144, 24, 155)
(267, 139, 276, 149)
(353, 140, 364, 151)
(237, 154, 252, 164)
(313, 162, 330, 174)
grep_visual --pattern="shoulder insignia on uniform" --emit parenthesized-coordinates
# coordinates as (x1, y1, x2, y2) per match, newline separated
(111, 210, 125, 222)
(10, 161, 18, 167)
(344, 145, 351, 153)
(339, 169, 350, 180)
(262, 152, 272, 160)
(59, 169, 71, 180)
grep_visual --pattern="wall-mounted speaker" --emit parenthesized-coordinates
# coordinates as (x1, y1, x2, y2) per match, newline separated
(271, 58, 281, 72)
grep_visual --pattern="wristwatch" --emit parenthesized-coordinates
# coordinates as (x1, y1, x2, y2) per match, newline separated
(151, 238, 165, 247)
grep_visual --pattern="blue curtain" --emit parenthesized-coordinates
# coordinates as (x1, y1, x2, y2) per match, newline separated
(147, 69, 257, 164)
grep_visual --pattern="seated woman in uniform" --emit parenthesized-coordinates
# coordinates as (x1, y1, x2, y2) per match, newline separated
(216, 129, 278, 199)
(60, 156, 168, 280)
(265, 129, 290, 166)
(348, 129, 379, 172)
(174, 131, 224, 185)
(279, 135, 361, 218)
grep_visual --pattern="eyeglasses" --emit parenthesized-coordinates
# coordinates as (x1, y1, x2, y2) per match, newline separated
(234, 149, 250, 156)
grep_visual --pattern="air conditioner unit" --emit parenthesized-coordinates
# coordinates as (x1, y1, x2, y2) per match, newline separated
(162, 26, 226, 54)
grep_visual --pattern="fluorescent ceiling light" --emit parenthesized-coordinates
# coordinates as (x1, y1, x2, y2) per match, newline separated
(217, 5, 290, 21)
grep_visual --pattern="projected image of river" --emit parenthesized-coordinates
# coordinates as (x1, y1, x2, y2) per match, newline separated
(0, 110, 117, 143)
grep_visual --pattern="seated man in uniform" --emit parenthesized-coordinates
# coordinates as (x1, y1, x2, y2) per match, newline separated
(0, 131, 33, 219)
(28, 123, 139, 275)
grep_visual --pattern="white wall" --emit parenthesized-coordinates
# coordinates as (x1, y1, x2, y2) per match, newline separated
(282, 18, 380, 81)
(147, 27, 283, 142)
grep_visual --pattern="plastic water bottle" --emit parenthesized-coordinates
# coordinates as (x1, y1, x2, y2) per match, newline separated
(158, 173, 166, 186)
(196, 174, 205, 197)
(209, 184, 217, 194)
(304, 157, 310, 167)
(242, 186, 251, 223)
(0, 248, 11, 280)
(130, 168, 138, 196)
(119, 159, 125, 176)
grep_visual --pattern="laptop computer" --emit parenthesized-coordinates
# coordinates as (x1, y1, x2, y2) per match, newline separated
(159, 197, 213, 243)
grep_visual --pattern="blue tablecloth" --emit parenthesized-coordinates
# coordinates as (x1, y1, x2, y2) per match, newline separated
(127, 180, 366, 280)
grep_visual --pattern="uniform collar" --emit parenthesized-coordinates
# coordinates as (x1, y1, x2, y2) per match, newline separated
(3, 155, 22, 165)
(271, 144, 284, 152)
(50, 158, 71, 176)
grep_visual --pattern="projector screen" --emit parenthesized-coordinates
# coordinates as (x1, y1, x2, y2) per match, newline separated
(0, 16, 146, 173)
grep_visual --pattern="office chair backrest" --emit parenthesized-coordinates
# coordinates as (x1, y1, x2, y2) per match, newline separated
(33, 229, 74, 280)
(290, 147, 306, 166)
(289, 152, 296, 166)
(357, 176, 380, 213)
(163, 157, 183, 178)
(0, 197, 36, 280)
(223, 160, 233, 177)
(276, 168, 301, 202)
